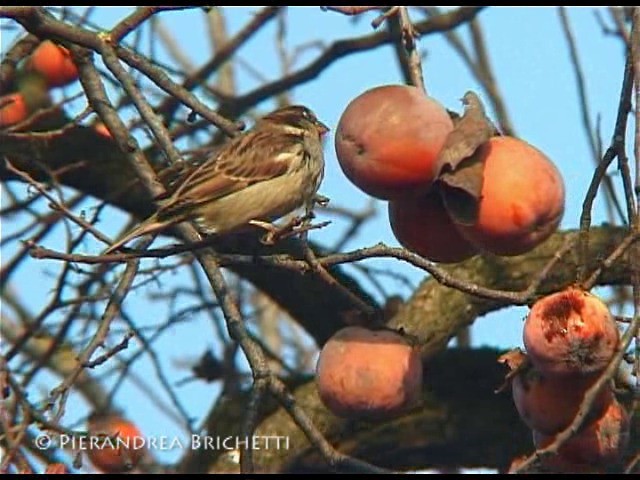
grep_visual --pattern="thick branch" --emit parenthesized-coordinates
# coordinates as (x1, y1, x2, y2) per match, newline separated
(390, 227, 633, 359)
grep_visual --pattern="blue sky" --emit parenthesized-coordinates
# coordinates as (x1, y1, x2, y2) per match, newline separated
(1, 6, 632, 471)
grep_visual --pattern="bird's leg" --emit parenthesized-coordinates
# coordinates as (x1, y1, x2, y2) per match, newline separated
(249, 212, 331, 245)
(249, 217, 306, 245)
(248, 219, 281, 245)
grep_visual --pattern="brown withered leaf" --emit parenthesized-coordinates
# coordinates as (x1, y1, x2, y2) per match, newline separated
(495, 348, 530, 393)
(437, 91, 496, 225)
(439, 150, 485, 225)
(436, 91, 494, 175)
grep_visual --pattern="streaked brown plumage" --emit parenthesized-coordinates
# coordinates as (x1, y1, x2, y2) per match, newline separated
(105, 105, 328, 253)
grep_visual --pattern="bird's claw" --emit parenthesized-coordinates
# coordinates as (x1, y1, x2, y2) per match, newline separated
(249, 215, 331, 245)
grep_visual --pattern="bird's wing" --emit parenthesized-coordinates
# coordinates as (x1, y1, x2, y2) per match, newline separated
(158, 131, 303, 217)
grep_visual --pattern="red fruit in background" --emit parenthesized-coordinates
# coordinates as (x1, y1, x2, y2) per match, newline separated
(523, 288, 619, 377)
(388, 188, 478, 263)
(94, 122, 112, 138)
(44, 463, 68, 474)
(316, 326, 423, 419)
(0, 93, 28, 128)
(533, 399, 630, 471)
(512, 366, 613, 434)
(449, 136, 565, 256)
(86, 414, 145, 473)
(335, 85, 453, 200)
(26, 40, 79, 88)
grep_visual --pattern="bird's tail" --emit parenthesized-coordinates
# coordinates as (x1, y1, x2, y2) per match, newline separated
(104, 214, 170, 254)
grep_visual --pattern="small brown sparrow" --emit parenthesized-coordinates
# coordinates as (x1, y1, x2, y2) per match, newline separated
(105, 105, 329, 253)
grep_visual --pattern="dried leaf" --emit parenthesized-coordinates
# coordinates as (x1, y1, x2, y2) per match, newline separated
(439, 150, 485, 225)
(436, 91, 494, 175)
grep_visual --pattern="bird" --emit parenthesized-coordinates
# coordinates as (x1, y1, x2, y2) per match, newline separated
(104, 105, 329, 253)
(436, 91, 496, 171)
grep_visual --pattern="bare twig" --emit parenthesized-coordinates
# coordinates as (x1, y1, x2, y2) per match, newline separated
(420, 7, 514, 136)
(558, 7, 626, 224)
(577, 51, 634, 284)
(82, 331, 134, 368)
(4, 161, 111, 244)
(392, 7, 426, 93)
(48, 237, 151, 422)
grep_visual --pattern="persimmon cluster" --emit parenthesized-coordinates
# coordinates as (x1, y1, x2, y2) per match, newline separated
(510, 288, 628, 472)
(0, 40, 111, 137)
(334, 84, 565, 262)
(1, 41, 79, 128)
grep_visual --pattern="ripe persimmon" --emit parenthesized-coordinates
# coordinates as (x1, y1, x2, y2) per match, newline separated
(449, 136, 564, 256)
(26, 40, 79, 88)
(335, 85, 453, 200)
(316, 326, 422, 419)
(86, 414, 145, 473)
(93, 122, 112, 138)
(0, 93, 28, 128)
(388, 188, 478, 263)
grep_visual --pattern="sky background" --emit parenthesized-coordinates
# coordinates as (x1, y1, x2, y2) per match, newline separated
(0, 6, 632, 471)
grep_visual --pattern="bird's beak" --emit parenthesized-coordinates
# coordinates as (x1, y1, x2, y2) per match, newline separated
(316, 120, 330, 137)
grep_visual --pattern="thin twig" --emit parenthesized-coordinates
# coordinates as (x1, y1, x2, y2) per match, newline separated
(82, 331, 135, 368)
(393, 7, 426, 93)
(558, 7, 626, 224)
(577, 51, 634, 284)
(48, 238, 151, 423)
(4, 161, 111, 244)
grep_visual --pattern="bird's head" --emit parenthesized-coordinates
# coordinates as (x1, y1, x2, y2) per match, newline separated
(263, 105, 330, 137)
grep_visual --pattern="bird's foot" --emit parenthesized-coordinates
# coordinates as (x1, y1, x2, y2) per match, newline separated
(249, 215, 331, 245)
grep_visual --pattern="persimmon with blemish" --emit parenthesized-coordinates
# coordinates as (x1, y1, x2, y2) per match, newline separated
(533, 399, 630, 471)
(512, 365, 613, 434)
(449, 136, 565, 256)
(335, 84, 454, 200)
(316, 326, 423, 419)
(523, 287, 619, 377)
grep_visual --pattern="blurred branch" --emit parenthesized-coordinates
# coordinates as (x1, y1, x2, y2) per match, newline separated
(222, 7, 482, 116)
(0, 315, 109, 410)
(206, 7, 237, 96)
(154, 19, 196, 73)
(0, 33, 40, 94)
